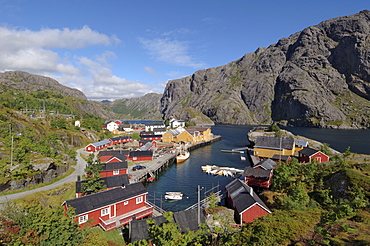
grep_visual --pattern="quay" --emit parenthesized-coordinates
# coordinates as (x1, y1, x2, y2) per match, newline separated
(128, 135, 222, 184)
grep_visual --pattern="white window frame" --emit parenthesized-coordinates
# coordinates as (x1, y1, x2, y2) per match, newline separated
(101, 208, 110, 216)
(136, 196, 143, 204)
(124, 201, 129, 205)
(113, 170, 119, 175)
(79, 214, 88, 224)
(133, 157, 137, 160)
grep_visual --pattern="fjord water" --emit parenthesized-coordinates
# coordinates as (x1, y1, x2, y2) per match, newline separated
(146, 125, 370, 212)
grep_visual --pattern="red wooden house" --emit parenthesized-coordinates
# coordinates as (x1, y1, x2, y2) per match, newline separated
(243, 166, 273, 188)
(100, 161, 128, 177)
(63, 182, 153, 231)
(98, 150, 129, 163)
(139, 139, 157, 148)
(128, 151, 153, 161)
(225, 179, 271, 225)
(109, 136, 133, 145)
(298, 147, 330, 163)
(75, 174, 129, 198)
(85, 139, 111, 152)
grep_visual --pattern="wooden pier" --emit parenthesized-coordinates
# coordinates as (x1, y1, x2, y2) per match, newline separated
(128, 135, 222, 184)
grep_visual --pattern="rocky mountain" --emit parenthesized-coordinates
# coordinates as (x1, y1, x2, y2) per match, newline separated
(0, 71, 117, 120)
(161, 10, 370, 128)
(106, 93, 163, 120)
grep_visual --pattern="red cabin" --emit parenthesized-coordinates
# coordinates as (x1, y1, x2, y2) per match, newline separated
(225, 179, 271, 225)
(298, 147, 329, 163)
(128, 151, 153, 162)
(100, 162, 128, 177)
(63, 182, 153, 231)
(243, 166, 273, 188)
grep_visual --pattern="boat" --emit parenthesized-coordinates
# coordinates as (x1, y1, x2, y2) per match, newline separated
(176, 150, 190, 163)
(164, 192, 183, 200)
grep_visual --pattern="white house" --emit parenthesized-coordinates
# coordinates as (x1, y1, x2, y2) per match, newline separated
(145, 122, 166, 132)
(106, 121, 122, 132)
(169, 118, 185, 128)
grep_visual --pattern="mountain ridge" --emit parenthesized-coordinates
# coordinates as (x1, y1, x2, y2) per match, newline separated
(160, 10, 370, 128)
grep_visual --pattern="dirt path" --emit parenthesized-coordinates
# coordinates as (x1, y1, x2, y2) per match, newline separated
(0, 148, 87, 203)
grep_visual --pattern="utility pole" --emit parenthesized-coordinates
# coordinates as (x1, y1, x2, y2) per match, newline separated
(10, 135, 13, 166)
(198, 185, 200, 224)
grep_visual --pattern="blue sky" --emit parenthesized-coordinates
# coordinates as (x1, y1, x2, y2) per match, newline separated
(0, 0, 368, 101)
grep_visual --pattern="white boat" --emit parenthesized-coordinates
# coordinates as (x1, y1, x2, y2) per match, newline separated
(165, 192, 183, 200)
(176, 150, 190, 163)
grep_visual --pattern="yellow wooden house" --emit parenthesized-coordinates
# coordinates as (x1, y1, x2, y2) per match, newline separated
(162, 126, 212, 144)
(253, 136, 295, 159)
(185, 126, 212, 143)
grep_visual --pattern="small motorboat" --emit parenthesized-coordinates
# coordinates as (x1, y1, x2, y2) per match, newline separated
(165, 192, 183, 200)
(176, 150, 190, 163)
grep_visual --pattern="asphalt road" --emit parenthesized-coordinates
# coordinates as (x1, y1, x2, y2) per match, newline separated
(0, 148, 87, 203)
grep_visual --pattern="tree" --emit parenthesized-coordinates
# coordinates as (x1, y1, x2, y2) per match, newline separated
(0, 199, 86, 245)
(81, 158, 106, 195)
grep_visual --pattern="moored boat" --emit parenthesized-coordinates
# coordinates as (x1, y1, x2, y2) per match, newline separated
(176, 150, 190, 163)
(164, 192, 183, 200)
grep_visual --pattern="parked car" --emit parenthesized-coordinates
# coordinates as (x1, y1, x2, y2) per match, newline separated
(132, 165, 146, 171)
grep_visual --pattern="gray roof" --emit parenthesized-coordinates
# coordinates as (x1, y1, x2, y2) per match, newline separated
(129, 150, 153, 157)
(64, 182, 147, 215)
(110, 136, 132, 141)
(130, 216, 167, 242)
(168, 129, 182, 135)
(254, 158, 277, 170)
(271, 154, 291, 161)
(129, 209, 206, 242)
(243, 166, 272, 180)
(173, 209, 206, 233)
(75, 174, 129, 193)
(101, 161, 127, 171)
(139, 142, 153, 151)
(298, 147, 321, 157)
(90, 139, 111, 147)
(225, 179, 270, 214)
(254, 136, 294, 150)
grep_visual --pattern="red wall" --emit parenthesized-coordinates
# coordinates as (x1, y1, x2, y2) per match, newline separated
(241, 204, 270, 224)
(72, 194, 148, 227)
(85, 144, 97, 152)
(129, 156, 152, 161)
(245, 177, 272, 188)
(100, 169, 127, 178)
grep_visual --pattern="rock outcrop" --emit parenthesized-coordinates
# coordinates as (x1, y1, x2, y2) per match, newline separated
(106, 93, 162, 120)
(161, 10, 370, 128)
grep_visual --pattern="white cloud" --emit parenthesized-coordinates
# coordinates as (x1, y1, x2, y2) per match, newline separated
(139, 37, 205, 68)
(0, 25, 155, 100)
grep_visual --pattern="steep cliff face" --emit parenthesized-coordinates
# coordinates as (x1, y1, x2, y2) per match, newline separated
(161, 10, 370, 128)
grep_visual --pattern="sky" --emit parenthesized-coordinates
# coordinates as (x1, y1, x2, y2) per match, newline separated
(0, 0, 368, 101)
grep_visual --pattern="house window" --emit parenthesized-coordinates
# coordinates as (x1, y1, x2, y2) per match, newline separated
(136, 196, 143, 204)
(101, 208, 110, 216)
(113, 170, 119, 175)
(133, 157, 137, 160)
(124, 201, 129, 205)
(79, 215, 88, 224)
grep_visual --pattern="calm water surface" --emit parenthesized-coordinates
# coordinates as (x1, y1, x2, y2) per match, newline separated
(147, 125, 370, 211)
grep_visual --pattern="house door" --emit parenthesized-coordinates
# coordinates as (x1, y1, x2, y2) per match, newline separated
(110, 204, 116, 218)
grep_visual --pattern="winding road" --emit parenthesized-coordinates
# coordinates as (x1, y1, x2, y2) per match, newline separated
(0, 148, 87, 203)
